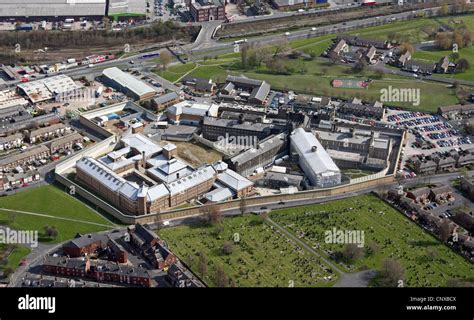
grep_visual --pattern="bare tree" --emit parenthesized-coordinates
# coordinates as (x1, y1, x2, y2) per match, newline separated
(239, 196, 247, 215)
(342, 244, 363, 264)
(159, 51, 172, 70)
(197, 252, 208, 278)
(201, 203, 221, 225)
(214, 265, 228, 287)
(377, 258, 405, 287)
(439, 220, 452, 243)
(222, 241, 234, 255)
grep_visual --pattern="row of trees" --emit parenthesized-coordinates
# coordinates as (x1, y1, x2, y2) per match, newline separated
(0, 20, 198, 51)
(435, 29, 473, 51)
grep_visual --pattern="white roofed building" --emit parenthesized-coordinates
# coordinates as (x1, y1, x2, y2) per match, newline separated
(290, 128, 341, 188)
(102, 67, 156, 101)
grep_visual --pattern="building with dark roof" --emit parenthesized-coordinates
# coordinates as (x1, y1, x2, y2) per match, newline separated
(182, 76, 216, 93)
(336, 35, 391, 50)
(62, 233, 109, 257)
(221, 75, 271, 105)
(438, 104, 474, 118)
(225, 133, 288, 177)
(167, 263, 206, 288)
(338, 101, 385, 120)
(403, 60, 435, 75)
(128, 224, 177, 270)
(152, 92, 180, 111)
(0, 145, 50, 171)
(107, 238, 128, 263)
(202, 116, 281, 142)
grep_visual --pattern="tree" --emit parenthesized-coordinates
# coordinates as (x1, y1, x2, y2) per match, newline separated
(328, 51, 339, 64)
(50, 227, 58, 239)
(102, 17, 111, 30)
(352, 59, 367, 74)
(43, 225, 58, 239)
(2, 267, 14, 279)
(425, 247, 439, 261)
(214, 265, 228, 287)
(240, 43, 249, 69)
(457, 58, 471, 73)
(436, 32, 453, 50)
(239, 196, 247, 215)
(439, 220, 452, 243)
(272, 38, 290, 58)
(439, 4, 449, 16)
(266, 58, 288, 75)
(197, 252, 208, 278)
(365, 242, 380, 256)
(222, 241, 234, 255)
(375, 69, 385, 79)
(450, 52, 460, 61)
(159, 51, 172, 70)
(399, 42, 415, 55)
(377, 258, 405, 287)
(201, 203, 221, 225)
(342, 244, 363, 263)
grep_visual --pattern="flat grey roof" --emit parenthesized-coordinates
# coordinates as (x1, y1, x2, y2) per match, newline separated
(291, 128, 340, 175)
(103, 67, 155, 98)
(0, 0, 106, 17)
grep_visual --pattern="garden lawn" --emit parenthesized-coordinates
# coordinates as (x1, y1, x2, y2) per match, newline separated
(0, 185, 114, 243)
(0, 244, 30, 273)
(159, 215, 338, 287)
(271, 194, 474, 287)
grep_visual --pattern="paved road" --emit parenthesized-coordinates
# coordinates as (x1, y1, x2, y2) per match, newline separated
(2, 5, 442, 89)
(370, 60, 474, 88)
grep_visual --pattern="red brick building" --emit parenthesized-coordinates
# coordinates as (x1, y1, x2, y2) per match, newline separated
(62, 233, 108, 258)
(190, 0, 225, 22)
(128, 224, 177, 270)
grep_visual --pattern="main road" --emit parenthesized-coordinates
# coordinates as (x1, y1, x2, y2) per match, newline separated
(2, 5, 447, 88)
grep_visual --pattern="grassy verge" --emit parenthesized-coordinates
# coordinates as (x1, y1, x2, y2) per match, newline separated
(0, 185, 114, 243)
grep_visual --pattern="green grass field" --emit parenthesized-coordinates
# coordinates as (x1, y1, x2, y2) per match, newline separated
(270, 194, 474, 287)
(158, 215, 338, 287)
(154, 62, 197, 82)
(0, 185, 114, 243)
(342, 169, 377, 179)
(156, 56, 458, 112)
(0, 244, 30, 274)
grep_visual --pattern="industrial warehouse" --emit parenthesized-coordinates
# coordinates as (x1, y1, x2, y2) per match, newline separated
(0, 0, 107, 20)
